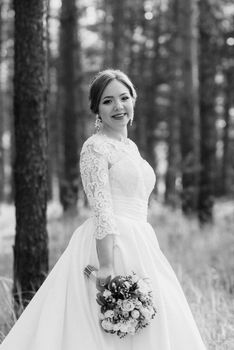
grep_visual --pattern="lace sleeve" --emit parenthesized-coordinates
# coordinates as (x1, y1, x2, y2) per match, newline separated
(80, 139, 119, 240)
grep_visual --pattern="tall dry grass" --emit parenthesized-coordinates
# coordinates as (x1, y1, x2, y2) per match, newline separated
(0, 200, 233, 348)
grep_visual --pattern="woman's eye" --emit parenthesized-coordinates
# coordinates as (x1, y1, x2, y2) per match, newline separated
(122, 96, 129, 101)
(103, 99, 111, 104)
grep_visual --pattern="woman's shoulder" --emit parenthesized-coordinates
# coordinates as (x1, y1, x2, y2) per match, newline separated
(81, 133, 99, 147)
(81, 134, 111, 157)
(127, 138, 138, 150)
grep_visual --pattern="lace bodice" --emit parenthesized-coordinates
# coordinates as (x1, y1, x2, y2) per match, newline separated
(80, 133, 156, 239)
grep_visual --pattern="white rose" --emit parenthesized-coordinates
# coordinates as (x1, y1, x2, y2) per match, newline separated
(103, 290, 112, 298)
(101, 320, 113, 331)
(121, 300, 135, 312)
(104, 310, 114, 318)
(120, 324, 128, 333)
(141, 308, 151, 321)
(134, 300, 142, 309)
(125, 320, 136, 333)
(131, 309, 140, 319)
(113, 323, 121, 331)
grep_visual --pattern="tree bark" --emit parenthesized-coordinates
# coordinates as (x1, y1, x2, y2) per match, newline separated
(179, 0, 200, 215)
(111, 0, 125, 70)
(165, 0, 181, 207)
(133, 1, 149, 156)
(46, 0, 53, 201)
(59, 0, 82, 212)
(145, 3, 162, 174)
(198, 0, 218, 223)
(222, 75, 230, 195)
(0, 2, 4, 202)
(13, 0, 48, 310)
(222, 28, 234, 196)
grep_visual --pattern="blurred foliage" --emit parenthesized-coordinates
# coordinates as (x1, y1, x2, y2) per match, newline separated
(0, 0, 234, 217)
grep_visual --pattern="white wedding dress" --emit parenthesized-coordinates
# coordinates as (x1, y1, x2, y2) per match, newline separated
(0, 133, 206, 350)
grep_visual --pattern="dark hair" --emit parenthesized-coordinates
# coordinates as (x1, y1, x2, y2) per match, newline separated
(89, 69, 137, 114)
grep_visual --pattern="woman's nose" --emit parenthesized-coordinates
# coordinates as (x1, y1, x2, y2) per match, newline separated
(113, 99, 123, 110)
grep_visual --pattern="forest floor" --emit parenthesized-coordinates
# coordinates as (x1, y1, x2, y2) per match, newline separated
(0, 199, 233, 349)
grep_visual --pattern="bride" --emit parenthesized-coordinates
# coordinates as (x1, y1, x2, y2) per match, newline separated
(0, 69, 207, 349)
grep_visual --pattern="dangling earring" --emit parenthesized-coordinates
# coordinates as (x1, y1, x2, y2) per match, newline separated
(130, 115, 134, 126)
(95, 115, 102, 132)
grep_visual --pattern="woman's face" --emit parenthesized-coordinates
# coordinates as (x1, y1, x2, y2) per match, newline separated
(98, 80, 134, 132)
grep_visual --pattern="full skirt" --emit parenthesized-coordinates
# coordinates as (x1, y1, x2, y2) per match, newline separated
(0, 215, 207, 350)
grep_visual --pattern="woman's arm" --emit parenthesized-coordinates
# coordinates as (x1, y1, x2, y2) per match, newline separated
(96, 234, 114, 278)
(80, 140, 119, 279)
(96, 235, 114, 287)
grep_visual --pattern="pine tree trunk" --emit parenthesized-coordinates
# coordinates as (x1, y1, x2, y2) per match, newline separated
(101, 0, 112, 69)
(0, 105, 4, 202)
(222, 75, 231, 195)
(133, 1, 148, 156)
(46, 0, 53, 201)
(165, 0, 181, 206)
(126, 2, 140, 142)
(198, 0, 218, 223)
(179, 0, 200, 215)
(165, 0, 182, 207)
(13, 0, 48, 310)
(1, 0, 14, 204)
(222, 37, 234, 196)
(9, 108, 15, 203)
(145, 6, 161, 175)
(0, 2, 4, 202)
(59, 0, 81, 212)
(111, 0, 125, 69)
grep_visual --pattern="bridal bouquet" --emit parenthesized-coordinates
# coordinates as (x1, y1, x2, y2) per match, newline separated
(96, 272, 157, 338)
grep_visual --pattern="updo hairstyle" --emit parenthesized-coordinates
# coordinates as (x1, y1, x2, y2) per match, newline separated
(89, 69, 137, 115)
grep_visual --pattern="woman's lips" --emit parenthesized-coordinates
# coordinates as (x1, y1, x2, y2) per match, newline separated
(111, 113, 127, 119)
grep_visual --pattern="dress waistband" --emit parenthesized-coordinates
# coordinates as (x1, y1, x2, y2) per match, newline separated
(112, 197, 148, 222)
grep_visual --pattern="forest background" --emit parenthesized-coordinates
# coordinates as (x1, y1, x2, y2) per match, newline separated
(0, 0, 234, 348)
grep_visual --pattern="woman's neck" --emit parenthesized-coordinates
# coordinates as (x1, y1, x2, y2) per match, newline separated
(99, 126, 128, 141)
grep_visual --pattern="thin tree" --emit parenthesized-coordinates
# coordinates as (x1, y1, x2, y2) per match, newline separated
(198, 0, 219, 223)
(101, 0, 112, 69)
(0, 2, 4, 202)
(178, 0, 200, 215)
(132, 0, 149, 156)
(222, 26, 234, 196)
(165, 0, 181, 207)
(145, 2, 162, 173)
(222, 71, 234, 195)
(46, 0, 53, 201)
(13, 0, 48, 310)
(58, 0, 81, 212)
(111, 0, 125, 69)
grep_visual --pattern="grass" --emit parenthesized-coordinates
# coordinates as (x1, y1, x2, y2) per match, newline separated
(148, 200, 234, 349)
(0, 199, 234, 348)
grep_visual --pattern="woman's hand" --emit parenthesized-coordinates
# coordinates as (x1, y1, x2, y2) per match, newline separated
(96, 265, 114, 289)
